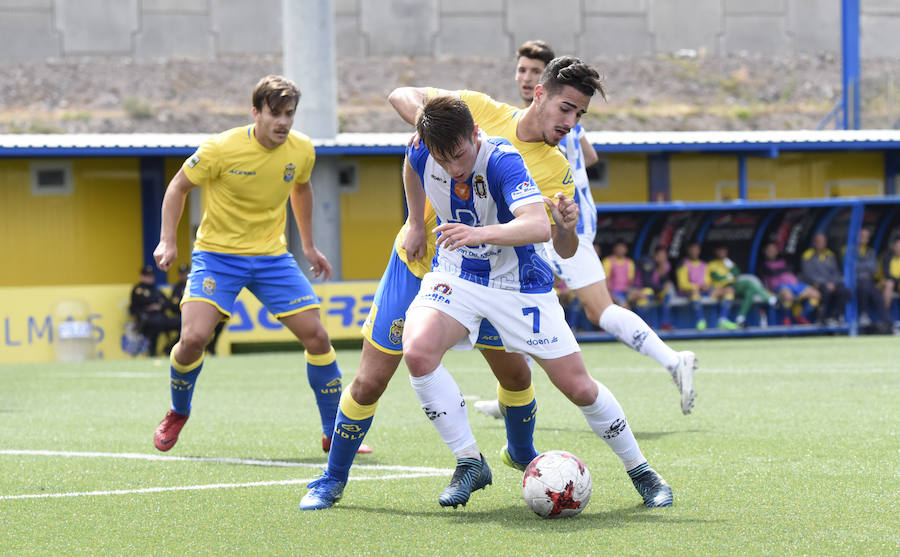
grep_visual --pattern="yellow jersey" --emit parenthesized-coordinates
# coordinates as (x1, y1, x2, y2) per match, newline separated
(395, 89, 575, 278)
(182, 125, 315, 256)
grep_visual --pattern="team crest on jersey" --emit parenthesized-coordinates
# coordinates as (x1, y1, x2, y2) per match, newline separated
(473, 175, 487, 199)
(453, 182, 471, 201)
(433, 283, 452, 295)
(202, 276, 216, 295)
(389, 318, 404, 345)
(283, 163, 295, 183)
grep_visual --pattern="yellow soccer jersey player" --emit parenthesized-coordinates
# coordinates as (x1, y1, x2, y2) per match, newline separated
(183, 125, 315, 256)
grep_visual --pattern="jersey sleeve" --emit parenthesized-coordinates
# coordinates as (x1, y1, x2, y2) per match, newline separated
(295, 138, 316, 183)
(405, 140, 430, 184)
(182, 133, 221, 185)
(460, 90, 511, 134)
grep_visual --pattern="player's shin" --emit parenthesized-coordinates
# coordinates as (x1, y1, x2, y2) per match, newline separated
(579, 380, 646, 471)
(498, 383, 538, 465)
(326, 390, 377, 483)
(410, 363, 479, 459)
(598, 304, 679, 370)
(169, 349, 203, 415)
(306, 347, 342, 437)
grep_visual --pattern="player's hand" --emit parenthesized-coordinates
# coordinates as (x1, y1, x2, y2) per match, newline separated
(153, 240, 177, 271)
(408, 131, 422, 149)
(402, 223, 428, 261)
(304, 246, 333, 281)
(434, 222, 483, 251)
(544, 192, 579, 232)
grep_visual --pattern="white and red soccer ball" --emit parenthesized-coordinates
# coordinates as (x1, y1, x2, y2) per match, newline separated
(522, 450, 592, 518)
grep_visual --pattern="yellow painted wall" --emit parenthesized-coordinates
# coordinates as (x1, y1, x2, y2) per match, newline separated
(0, 158, 143, 287)
(592, 154, 649, 203)
(670, 151, 885, 201)
(339, 156, 406, 279)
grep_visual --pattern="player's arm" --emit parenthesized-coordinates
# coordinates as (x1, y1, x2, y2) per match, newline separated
(435, 201, 550, 251)
(290, 180, 333, 280)
(388, 87, 454, 126)
(579, 134, 599, 168)
(400, 156, 428, 261)
(154, 169, 199, 271)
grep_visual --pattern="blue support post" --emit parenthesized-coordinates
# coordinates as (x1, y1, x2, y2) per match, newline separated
(737, 153, 748, 201)
(841, 0, 860, 130)
(844, 202, 864, 337)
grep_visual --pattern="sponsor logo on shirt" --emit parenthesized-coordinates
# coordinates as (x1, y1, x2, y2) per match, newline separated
(562, 168, 573, 185)
(430, 174, 447, 184)
(229, 169, 257, 176)
(510, 181, 539, 200)
(187, 154, 200, 168)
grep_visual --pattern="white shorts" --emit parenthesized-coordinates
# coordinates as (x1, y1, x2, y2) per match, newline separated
(542, 234, 606, 290)
(409, 272, 581, 360)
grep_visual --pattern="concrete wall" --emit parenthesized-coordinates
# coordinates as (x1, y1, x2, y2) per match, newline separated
(0, 0, 898, 62)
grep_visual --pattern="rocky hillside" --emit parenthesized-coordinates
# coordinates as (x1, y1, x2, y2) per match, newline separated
(2, 53, 899, 135)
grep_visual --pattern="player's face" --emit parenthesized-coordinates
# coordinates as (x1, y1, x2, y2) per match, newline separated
(533, 84, 590, 146)
(515, 56, 546, 104)
(764, 244, 777, 259)
(252, 101, 296, 149)
(431, 130, 479, 182)
(688, 244, 700, 259)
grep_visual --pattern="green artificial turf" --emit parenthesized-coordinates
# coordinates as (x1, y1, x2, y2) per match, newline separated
(1, 336, 897, 555)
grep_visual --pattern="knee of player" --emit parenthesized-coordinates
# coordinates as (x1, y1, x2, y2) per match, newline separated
(402, 345, 438, 377)
(179, 326, 211, 352)
(300, 326, 332, 353)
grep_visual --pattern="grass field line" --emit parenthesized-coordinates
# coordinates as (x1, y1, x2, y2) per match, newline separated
(0, 449, 452, 474)
(0, 471, 449, 501)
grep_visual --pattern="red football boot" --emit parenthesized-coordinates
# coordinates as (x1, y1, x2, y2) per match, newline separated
(154, 410, 189, 452)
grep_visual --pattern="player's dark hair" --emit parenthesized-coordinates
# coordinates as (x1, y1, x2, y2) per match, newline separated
(517, 40, 555, 66)
(539, 56, 606, 100)
(415, 95, 475, 160)
(252, 75, 300, 113)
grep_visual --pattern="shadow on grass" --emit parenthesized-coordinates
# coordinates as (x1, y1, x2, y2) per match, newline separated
(331, 501, 712, 529)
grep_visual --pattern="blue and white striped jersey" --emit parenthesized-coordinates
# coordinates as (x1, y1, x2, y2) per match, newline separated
(407, 135, 555, 294)
(559, 123, 597, 241)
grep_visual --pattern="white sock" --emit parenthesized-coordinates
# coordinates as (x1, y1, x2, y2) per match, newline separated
(599, 304, 680, 370)
(409, 363, 479, 460)
(579, 381, 646, 471)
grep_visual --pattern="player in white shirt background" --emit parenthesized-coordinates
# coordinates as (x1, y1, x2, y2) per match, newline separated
(475, 40, 697, 418)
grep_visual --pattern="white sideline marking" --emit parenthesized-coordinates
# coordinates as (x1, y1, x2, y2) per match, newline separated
(0, 450, 453, 501)
(0, 473, 446, 501)
(0, 450, 450, 474)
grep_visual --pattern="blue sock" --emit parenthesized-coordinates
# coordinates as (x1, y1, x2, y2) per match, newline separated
(326, 393, 377, 483)
(306, 348, 342, 437)
(499, 384, 538, 466)
(170, 350, 203, 415)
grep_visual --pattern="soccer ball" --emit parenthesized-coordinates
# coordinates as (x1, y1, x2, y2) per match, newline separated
(522, 450, 592, 518)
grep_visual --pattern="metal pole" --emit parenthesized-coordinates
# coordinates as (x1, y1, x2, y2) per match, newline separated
(737, 154, 748, 201)
(283, 0, 341, 280)
(841, 0, 860, 130)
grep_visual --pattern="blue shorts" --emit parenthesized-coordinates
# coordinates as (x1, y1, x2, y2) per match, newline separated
(361, 247, 505, 353)
(184, 251, 319, 319)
